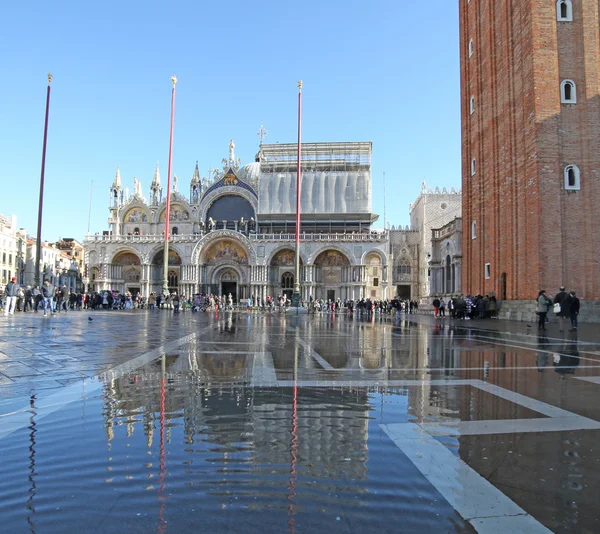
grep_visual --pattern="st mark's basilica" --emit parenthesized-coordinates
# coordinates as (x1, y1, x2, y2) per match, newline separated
(83, 140, 461, 303)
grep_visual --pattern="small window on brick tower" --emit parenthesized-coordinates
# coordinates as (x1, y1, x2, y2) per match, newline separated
(564, 165, 580, 190)
(468, 39, 474, 58)
(485, 263, 491, 280)
(471, 221, 477, 240)
(557, 0, 573, 21)
(470, 96, 475, 114)
(561, 80, 577, 103)
(471, 158, 476, 176)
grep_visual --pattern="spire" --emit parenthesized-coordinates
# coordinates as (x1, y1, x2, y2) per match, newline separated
(191, 161, 200, 184)
(228, 139, 235, 167)
(112, 166, 122, 189)
(151, 162, 161, 187)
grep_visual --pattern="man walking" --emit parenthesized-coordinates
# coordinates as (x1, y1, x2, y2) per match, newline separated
(4, 277, 20, 316)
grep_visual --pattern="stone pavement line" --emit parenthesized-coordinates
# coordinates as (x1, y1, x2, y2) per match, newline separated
(473, 335, 600, 363)
(250, 352, 277, 386)
(381, 423, 553, 533)
(286, 326, 335, 371)
(0, 327, 212, 441)
(575, 376, 600, 384)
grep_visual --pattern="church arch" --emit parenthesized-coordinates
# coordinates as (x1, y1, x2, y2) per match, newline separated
(111, 249, 142, 266)
(191, 230, 256, 265)
(205, 194, 255, 230)
(360, 249, 388, 266)
(269, 247, 306, 267)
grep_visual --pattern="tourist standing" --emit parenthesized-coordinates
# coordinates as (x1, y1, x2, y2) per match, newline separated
(553, 286, 569, 332)
(537, 290, 552, 331)
(41, 280, 55, 316)
(432, 296, 441, 318)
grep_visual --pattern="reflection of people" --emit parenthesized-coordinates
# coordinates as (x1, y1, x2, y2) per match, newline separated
(536, 332, 548, 372)
(554, 339, 580, 378)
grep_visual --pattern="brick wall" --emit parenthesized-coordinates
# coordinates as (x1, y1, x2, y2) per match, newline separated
(460, 0, 600, 301)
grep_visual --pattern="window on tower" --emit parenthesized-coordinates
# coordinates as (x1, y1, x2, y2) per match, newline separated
(470, 96, 475, 114)
(468, 39, 474, 58)
(564, 165, 580, 190)
(472, 221, 477, 240)
(560, 79, 577, 103)
(557, 0, 573, 21)
(471, 158, 476, 176)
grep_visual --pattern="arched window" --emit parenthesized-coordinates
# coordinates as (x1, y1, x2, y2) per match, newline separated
(557, 0, 573, 21)
(172, 226, 178, 235)
(471, 158, 476, 176)
(445, 255, 452, 295)
(281, 272, 294, 289)
(560, 79, 577, 103)
(470, 96, 475, 115)
(468, 39, 474, 58)
(471, 221, 477, 240)
(564, 165, 580, 190)
(168, 270, 178, 288)
(134, 227, 140, 235)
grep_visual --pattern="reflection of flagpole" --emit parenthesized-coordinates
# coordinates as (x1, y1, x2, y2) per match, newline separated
(157, 354, 167, 533)
(35, 74, 52, 286)
(162, 76, 177, 297)
(26, 394, 38, 532)
(287, 338, 299, 533)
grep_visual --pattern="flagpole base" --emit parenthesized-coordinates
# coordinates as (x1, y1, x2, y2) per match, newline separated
(287, 292, 308, 315)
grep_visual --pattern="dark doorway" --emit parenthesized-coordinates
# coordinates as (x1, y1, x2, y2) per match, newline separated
(397, 285, 411, 300)
(327, 290, 335, 302)
(221, 282, 237, 303)
(500, 273, 507, 301)
(283, 289, 293, 300)
(129, 287, 140, 296)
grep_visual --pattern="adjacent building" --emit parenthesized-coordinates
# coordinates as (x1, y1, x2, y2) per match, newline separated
(0, 213, 26, 287)
(460, 0, 600, 306)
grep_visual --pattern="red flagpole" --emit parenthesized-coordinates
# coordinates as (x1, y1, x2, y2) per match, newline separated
(35, 74, 52, 286)
(162, 76, 177, 297)
(292, 81, 303, 308)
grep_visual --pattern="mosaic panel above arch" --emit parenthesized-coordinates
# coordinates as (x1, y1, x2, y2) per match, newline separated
(112, 251, 141, 266)
(270, 249, 303, 266)
(314, 250, 350, 267)
(152, 249, 183, 265)
(159, 205, 191, 222)
(202, 239, 248, 265)
(123, 208, 149, 223)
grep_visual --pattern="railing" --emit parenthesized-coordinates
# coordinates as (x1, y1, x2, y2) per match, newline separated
(85, 230, 390, 244)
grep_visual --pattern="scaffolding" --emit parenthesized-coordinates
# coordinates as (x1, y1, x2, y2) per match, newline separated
(259, 142, 372, 173)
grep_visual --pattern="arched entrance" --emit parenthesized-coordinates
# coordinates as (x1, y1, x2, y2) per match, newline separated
(152, 248, 183, 293)
(219, 269, 239, 303)
(112, 250, 141, 295)
(199, 238, 250, 302)
(314, 249, 350, 301)
(281, 272, 294, 300)
(270, 248, 302, 300)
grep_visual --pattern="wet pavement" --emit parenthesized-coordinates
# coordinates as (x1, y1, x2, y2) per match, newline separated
(1, 310, 599, 533)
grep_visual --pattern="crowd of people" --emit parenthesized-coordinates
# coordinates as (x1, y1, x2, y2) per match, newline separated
(0, 277, 582, 329)
(431, 294, 499, 320)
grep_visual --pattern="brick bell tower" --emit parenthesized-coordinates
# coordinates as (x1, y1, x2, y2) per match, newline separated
(460, 0, 600, 303)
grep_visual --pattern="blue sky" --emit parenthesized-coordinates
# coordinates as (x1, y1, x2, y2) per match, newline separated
(0, 0, 461, 242)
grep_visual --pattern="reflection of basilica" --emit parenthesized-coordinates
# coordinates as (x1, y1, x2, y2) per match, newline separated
(84, 141, 394, 301)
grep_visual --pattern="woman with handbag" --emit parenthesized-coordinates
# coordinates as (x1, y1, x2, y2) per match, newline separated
(537, 290, 552, 331)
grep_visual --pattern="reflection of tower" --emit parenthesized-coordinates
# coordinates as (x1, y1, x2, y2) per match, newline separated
(150, 163, 162, 206)
(190, 161, 201, 204)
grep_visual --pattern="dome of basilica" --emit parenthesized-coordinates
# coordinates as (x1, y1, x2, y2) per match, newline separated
(242, 161, 261, 184)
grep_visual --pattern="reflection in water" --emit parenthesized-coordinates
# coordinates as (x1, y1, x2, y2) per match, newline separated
(26, 394, 37, 534)
(157, 354, 168, 533)
(4, 317, 599, 533)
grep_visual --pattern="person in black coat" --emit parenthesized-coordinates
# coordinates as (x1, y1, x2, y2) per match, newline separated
(569, 291, 580, 331)
(553, 286, 570, 331)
